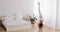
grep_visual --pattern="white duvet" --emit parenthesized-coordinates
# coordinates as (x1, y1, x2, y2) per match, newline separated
(2, 15, 31, 31)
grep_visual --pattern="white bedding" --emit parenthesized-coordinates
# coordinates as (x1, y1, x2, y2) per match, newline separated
(2, 15, 31, 31)
(3, 19, 31, 26)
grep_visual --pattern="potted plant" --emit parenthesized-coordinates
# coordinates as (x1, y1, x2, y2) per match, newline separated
(28, 15, 37, 24)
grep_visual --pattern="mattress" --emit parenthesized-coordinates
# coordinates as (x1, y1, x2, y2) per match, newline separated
(6, 23, 31, 31)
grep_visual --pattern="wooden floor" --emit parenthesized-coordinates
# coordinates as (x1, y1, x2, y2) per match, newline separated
(0, 23, 60, 32)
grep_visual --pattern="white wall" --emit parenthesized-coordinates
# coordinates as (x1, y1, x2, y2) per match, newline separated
(39, 0, 57, 28)
(0, 0, 35, 26)
(0, 0, 34, 16)
(0, 0, 41, 21)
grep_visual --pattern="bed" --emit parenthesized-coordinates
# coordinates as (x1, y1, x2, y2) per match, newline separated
(2, 15, 32, 31)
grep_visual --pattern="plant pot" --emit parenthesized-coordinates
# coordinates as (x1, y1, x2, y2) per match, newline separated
(31, 21, 35, 24)
(30, 18, 35, 24)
